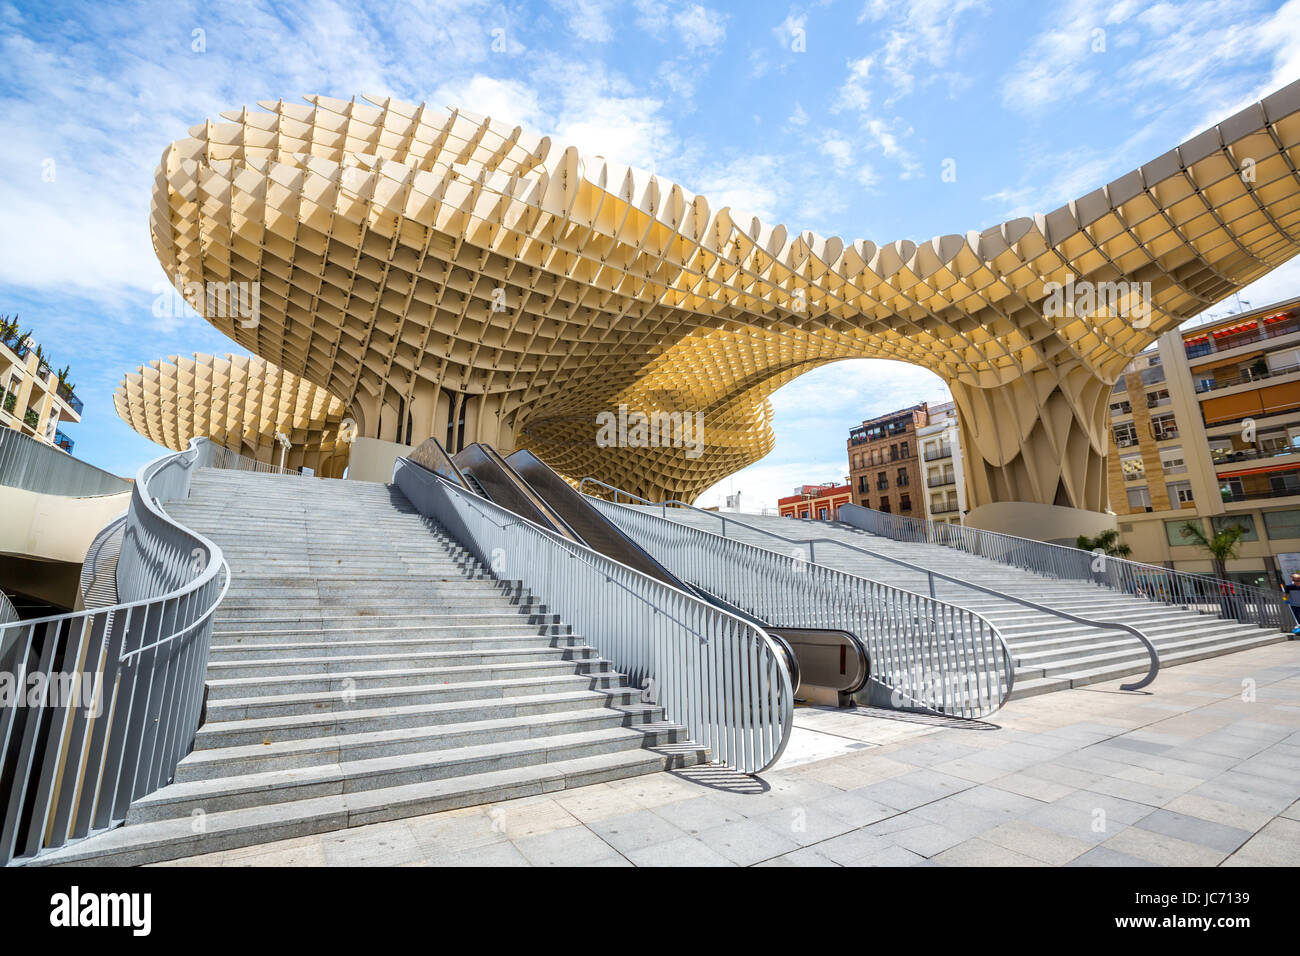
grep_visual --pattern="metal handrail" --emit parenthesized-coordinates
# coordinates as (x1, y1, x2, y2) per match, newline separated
(393, 458, 794, 774)
(203, 444, 296, 475)
(578, 478, 1159, 692)
(835, 502, 1289, 635)
(580, 482, 1015, 718)
(0, 427, 132, 497)
(0, 591, 16, 627)
(0, 438, 232, 866)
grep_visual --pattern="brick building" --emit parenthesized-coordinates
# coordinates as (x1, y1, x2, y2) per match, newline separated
(847, 403, 930, 516)
(777, 483, 851, 520)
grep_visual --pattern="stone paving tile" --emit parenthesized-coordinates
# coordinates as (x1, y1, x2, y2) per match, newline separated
(222, 836, 325, 867)
(841, 844, 926, 867)
(756, 846, 841, 867)
(407, 809, 510, 856)
(320, 821, 424, 867)
(931, 837, 1047, 867)
(814, 830, 901, 865)
(980, 820, 1094, 865)
(1161, 793, 1276, 832)
(988, 771, 1076, 802)
(649, 795, 746, 834)
(813, 790, 898, 828)
(1067, 846, 1156, 867)
(1100, 826, 1227, 866)
(588, 810, 688, 855)
(1132, 809, 1253, 855)
(552, 783, 644, 823)
(753, 804, 856, 847)
(512, 826, 630, 866)
(1221, 833, 1300, 866)
(930, 757, 1009, 783)
(889, 822, 966, 857)
(624, 835, 734, 867)
(694, 818, 802, 866)
(426, 840, 531, 867)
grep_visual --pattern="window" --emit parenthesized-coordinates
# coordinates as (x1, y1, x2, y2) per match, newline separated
(889, 444, 899, 461)
(1126, 486, 1152, 510)
(858, 475, 870, 492)
(1159, 446, 1186, 474)
(1264, 509, 1300, 539)
(818, 508, 828, 520)
(899, 494, 912, 512)
(1140, 365, 1167, 386)
(1212, 515, 1258, 541)
(1270, 471, 1300, 496)
(897, 467, 909, 486)
(876, 473, 889, 491)
(1145, 387, 1171, 409)
(899, 441, 909, 459)
(1167, 480, 1194, 505)
(1151, 413, 1179, 441)
(879, 497, 891, 513)
(1166, 518, 1201, 546)
(1220, 477, 1245, 501)
(1113, 422, 1139, 448)
(1121, 454, 1145, 481)
(1110, 399, 1132, 415)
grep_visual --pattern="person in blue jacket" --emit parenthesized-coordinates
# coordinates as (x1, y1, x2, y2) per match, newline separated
(1283, 572, 1300, 635)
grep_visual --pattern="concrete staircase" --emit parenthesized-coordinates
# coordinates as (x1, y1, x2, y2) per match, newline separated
(38, 470, 703, 866)
(646, 509, 1288, 699)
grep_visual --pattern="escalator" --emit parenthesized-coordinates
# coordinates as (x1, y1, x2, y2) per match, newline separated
(402, 439, 868, 705)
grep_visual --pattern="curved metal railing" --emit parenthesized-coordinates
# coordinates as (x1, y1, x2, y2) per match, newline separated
(582, 487, 1015, 719)
(838, 504, 1289, 634)
(79, 513, 126, 609)
(393, 457, 794, 774)
(581, 480, 1159, 693)
(0, 427, 132, 497)
(203, 444, 296, 475)
(0, 438, 230, 866)
(0, 590, 16, 627)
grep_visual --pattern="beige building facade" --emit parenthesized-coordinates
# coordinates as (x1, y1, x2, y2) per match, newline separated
(1, 325, 82, 453)
(1108, 296, 1300, 586)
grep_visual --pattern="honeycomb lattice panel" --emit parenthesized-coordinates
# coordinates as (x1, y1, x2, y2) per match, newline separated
(149, 83, 1300, 505)
(115, 353, 349, 476)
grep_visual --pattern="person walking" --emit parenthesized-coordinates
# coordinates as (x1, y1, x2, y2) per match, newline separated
(1284, 572, 1300, 635)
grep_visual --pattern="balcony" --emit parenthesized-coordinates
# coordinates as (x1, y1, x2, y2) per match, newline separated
(1194, 360, 1300, 394)
(1211, 445, 1300, 468)
(923, 446, 953, 462)
(56, 380, 83, 415)
(54, 429, 74, 453)
(1220, 476, 1300, 502)
(928, 475, 956, 488)
(1184, 314, 1300, 360)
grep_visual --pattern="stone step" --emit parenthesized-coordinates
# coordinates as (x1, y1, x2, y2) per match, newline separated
(210, 633, 583, 660)
(194, 687, 643, 748)
(125, 725, 690, 823)
(29, 745, 706, 868)
(204, 657, 614, 701)
(204, 672, 628, 721)
(176, 702, 665, 782)
(205, 644, 600, 679)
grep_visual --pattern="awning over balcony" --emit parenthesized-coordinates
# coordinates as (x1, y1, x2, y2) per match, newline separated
(1202, 380, 1300, 422)
(1216, 461, 1300, 479)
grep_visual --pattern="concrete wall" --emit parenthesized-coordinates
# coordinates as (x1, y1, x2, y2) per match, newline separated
(345, 436, 414, 484)
(965, 501, 1116, 545)
(0, 486, 129, 563)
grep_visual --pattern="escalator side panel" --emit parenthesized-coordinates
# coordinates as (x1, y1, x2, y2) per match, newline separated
(504, 449, 693, 592)
(450, 443, 578, 541)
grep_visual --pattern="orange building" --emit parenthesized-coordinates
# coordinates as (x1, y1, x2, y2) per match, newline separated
(778, 483, 852, 520)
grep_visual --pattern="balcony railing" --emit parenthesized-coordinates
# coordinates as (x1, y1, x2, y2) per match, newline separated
(1220, 474, 1300, 502)
(928, 475, 957, 488)
(53, 428, 73, 454)
(1212, 445, 1300, 467)
(1184, 316, 1300, 359)
(56, 380, 83, 415)
(1195, 361, 1300, 393)
(923, 447, 953, 461)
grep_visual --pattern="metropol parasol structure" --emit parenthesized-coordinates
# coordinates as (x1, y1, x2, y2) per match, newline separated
(120, 80, 1300, 537)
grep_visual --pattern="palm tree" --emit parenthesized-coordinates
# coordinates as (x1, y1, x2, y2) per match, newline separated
(1076, 528, 1132, 558)
(1178, 520, 1245, 579)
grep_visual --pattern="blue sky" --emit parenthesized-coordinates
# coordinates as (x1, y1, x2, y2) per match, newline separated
(2, 0, 1299, 507)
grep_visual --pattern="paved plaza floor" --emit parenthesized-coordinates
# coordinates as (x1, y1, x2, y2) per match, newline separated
(158, 642, 1300, 867)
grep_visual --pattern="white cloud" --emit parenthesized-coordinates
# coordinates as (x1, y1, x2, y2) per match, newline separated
(674, 4, 727, 51)
(819, 135, 854, 172)
(552, 0, 616, 43)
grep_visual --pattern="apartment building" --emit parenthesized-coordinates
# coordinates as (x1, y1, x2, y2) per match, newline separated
(1107, 295, 1300, 586)
(917, 400, 966, 524)
(0, 323, 82, 452)
(847, 403, 928, 516)
(777, 483, 851, 520)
